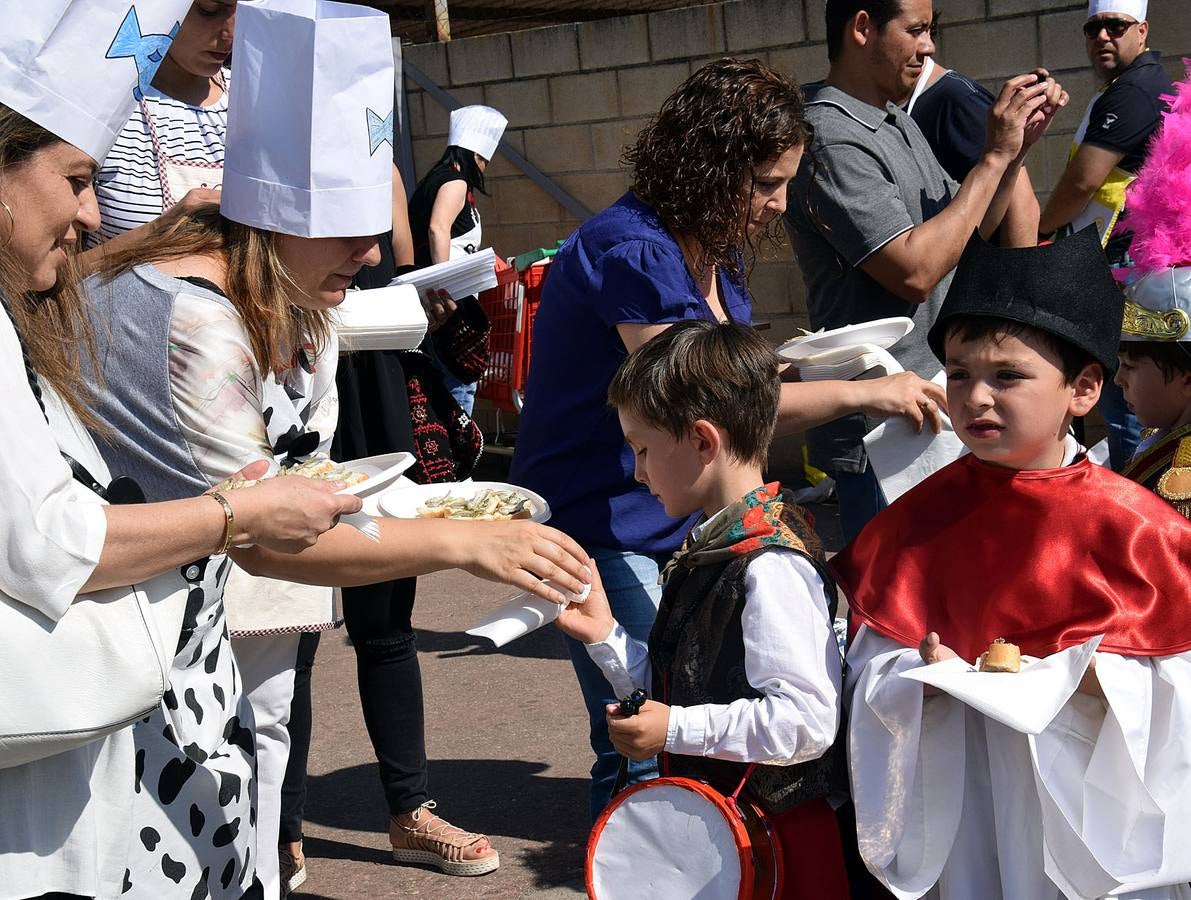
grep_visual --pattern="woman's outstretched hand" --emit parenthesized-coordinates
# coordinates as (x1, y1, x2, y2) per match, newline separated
(455, 520, 593, 605)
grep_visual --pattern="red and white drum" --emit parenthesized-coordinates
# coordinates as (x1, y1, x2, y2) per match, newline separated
(585, 777, 783, 900)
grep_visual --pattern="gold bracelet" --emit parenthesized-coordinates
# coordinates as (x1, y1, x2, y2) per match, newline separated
(209, 491, 235, 556)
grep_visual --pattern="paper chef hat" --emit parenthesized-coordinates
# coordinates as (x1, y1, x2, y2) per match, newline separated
(0, 1, 192, 163)
(221, 0, 394, 239)
(1087, 0, 1147, 21)
(448, 105, 508, 162)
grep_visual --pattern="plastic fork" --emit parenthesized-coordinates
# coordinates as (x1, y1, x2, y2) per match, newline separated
(340, 510, 381, 542)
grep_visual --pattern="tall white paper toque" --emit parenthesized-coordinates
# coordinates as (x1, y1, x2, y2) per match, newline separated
(0, 1, 192, 163)
(221, 0, 395, 239)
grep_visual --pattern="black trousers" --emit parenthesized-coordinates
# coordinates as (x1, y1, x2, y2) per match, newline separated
(278, 578, 426, 842)
(284, 333, 435, 835)
(341, 577, 427, 816)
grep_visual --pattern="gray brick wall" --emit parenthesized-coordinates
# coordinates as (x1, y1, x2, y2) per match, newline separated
(403, 0, 1190, 406)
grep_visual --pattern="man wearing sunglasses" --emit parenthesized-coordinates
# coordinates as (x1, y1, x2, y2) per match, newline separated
(1039, 0, 1172, 471)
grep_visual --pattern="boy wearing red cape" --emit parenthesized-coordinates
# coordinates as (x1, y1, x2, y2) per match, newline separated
(833, 227, 1191, 900)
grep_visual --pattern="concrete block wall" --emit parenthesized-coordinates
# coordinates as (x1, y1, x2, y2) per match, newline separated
(403, 0, 1190, 345)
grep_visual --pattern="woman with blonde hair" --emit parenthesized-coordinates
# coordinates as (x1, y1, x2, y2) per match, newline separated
(82, 3, 589, 893)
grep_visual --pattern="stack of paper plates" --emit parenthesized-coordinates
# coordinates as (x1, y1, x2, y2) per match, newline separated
(333, 283, 427, 352)
(796, 344, 903, 381)
(777, 317, 914, 364)
(393, 247, 499, 301)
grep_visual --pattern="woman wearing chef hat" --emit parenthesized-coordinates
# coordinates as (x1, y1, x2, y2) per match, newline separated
(83, 2, 588, 894)
(407, 103, 508, 417)
(0, 2, 359, 898)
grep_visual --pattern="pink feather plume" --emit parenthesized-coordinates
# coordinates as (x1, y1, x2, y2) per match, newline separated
(1127, 59, 1191, 273)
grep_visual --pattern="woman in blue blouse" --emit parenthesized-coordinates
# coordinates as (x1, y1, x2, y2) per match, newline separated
(510, 59, 946, 817)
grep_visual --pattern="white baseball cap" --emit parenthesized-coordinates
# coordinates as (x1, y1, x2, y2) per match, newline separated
(1087, 0, 1147, 21)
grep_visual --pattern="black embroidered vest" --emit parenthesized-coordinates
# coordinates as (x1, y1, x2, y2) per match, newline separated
(647, 496, 845, 814)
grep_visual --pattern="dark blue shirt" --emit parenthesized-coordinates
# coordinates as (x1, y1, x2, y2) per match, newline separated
(909, 69, 994, 185)
(509, 193, 753, 554)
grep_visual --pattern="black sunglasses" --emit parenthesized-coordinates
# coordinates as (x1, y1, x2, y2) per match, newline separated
(1083, 17, 1137, 39)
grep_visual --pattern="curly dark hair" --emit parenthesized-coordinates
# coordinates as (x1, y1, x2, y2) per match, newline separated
(623, 58, 811, 281)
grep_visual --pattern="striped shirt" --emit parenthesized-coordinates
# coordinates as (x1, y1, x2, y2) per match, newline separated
(85, 73, 229, 248)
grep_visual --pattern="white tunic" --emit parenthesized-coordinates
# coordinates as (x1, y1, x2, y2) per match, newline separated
(846, 624, 1191, 900)
(0, 308, 126, 899)
(586, 548, 842, 764)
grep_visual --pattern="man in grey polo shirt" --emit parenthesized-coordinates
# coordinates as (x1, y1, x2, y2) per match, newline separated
(785, 0, 1066, 540)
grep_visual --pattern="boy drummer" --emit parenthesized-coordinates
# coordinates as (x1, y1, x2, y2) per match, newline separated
(554, 320, 850, 897)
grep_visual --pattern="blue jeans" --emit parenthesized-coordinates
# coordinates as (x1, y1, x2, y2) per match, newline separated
(1097, 378, 1142, 471)
(440, 367, 477, 416)
(565, 546, 669, 821)
(835, 464, 887, 545)
(426, 342, 477, 416)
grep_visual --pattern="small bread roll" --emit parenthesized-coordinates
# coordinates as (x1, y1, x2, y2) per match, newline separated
(978, 638, 1020, 673)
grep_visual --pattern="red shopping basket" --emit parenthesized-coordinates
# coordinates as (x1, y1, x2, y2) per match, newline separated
(475, 259, 551, 413)
(518, 260, 551, 400)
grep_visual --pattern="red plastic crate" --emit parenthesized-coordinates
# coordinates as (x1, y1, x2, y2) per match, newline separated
(475, 265, 525, 412)
(476, 259, 553, 413)
(517, 261, 552, 404)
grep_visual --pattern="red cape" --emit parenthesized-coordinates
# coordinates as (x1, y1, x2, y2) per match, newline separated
(830, 455, 1191, 661)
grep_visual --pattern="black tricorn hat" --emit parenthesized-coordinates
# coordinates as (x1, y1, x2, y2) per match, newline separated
(927, 227, 1125, 374)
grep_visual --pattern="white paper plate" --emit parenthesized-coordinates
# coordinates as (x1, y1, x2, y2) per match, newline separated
(778, 317, 914, 359)
(378, 481, 551, 523)
(335, 452, 417, 497)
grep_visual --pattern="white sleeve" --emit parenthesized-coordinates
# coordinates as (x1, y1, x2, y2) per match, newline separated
(168, 292, 271, 483)
(845, 624, 968, 899)
(1030, 651, 1191, 897)
(585, 622, 652, 701)
(0, 312, 106, 621)
(664, 550, 842, 764)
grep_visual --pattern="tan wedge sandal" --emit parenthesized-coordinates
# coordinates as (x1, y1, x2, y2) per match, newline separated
(389, 801, 500, 877)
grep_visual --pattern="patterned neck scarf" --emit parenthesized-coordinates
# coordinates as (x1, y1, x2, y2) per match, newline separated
(659, 483, 809, 585)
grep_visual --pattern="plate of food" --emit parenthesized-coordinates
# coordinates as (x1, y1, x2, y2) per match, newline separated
(215, 452, 416, 499)
(377, 481, 550, 523)
(777, 317, 914, 359)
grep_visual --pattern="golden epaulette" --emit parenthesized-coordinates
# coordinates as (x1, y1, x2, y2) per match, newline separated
(1156, 435, 1191, 518)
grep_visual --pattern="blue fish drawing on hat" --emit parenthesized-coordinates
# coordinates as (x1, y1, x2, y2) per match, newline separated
(106, 7, 181, 102)
(367, 107, 394, 156)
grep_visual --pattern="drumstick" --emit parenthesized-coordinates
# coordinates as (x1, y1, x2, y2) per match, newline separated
(617, 688, 647, 718)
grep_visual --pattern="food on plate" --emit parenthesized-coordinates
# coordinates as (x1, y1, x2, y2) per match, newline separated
(781, 326, 821, 344)
(416, 488, 532, 521)
(977, 638, 1021, 673)
(284, 457, 370, 486)
(213, 457, 369, 492)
